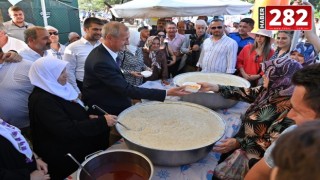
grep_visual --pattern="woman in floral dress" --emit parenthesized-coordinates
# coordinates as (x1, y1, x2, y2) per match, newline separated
(199, 57, 303, 180)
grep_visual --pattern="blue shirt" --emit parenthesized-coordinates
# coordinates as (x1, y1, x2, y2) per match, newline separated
(229, 32, 254, 55)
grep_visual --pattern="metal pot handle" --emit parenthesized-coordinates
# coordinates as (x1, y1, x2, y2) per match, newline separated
(85, 150, 104, 160)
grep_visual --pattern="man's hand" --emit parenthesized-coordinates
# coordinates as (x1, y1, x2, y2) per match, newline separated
(192, 44, 200, 51)
(2, 51, 22, 63)
(104, 114, 118, 127)
(173, 51, 182, 57)
(167, 86, 191, 96)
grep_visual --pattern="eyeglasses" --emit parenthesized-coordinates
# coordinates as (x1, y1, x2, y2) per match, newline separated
(157, 35, 166, 38)
(211, 26, 223, 30)
(49, 32, 58, 36)
(255, 55, 260, 63)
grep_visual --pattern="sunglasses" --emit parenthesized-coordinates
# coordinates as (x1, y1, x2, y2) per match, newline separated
(157, 35, 166, 38)
(255, 55, 260, 63)
(211, 26, 223, 30)
(49, 32, 58, 36)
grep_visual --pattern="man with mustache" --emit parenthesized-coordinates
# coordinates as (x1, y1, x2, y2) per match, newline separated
(18, 26, 51, 62)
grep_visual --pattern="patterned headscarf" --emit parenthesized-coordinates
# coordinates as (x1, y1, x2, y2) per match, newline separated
(144, 36, 161, 69)
(246, 57, 303, 115)
(261, 56, 303, 96)
(290, 42, 317, 66)
(144, 36, 160, 50)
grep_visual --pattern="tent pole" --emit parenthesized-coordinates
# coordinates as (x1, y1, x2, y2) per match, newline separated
(40, 0, 48, 26)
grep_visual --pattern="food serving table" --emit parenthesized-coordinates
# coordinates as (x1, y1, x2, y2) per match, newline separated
(67, 80, 250, 180)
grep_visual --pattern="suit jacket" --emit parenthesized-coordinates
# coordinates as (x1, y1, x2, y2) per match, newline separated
(28, 87, 109, 179)
(82, 44, 166, 115)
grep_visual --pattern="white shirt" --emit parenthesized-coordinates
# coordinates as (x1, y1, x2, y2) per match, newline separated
(63, 37, 101, 93)
(102, 43, 118, 61)
(18, 46, 49, 62)
(197, 34, 238, 73)
(0, 60, 33, 128)
(2, 36, 28, 53)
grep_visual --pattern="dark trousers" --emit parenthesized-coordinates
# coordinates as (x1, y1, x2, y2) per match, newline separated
(168, 58, 181, 77)
(76, 80, 83, 92)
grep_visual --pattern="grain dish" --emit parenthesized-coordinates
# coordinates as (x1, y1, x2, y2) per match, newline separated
(117, 101, 225, 151)
(182, 82, 201, 93)
(174, 72, 250, 88)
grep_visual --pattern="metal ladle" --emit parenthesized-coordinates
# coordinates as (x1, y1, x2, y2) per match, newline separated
(92, 105, 131, 130)
(66, 153, 95, 180)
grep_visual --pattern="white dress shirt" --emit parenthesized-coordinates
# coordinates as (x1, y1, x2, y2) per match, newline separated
(2, 36, 28, 53)
(102, 43, 118, 62)
(63, 37, 101, 93)
(18, 46, 49, 62)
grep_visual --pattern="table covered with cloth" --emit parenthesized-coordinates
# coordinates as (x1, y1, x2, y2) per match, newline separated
(67, 80, 250, 180)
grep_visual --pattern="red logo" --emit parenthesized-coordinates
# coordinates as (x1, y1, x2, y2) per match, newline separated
(264, 6, 312, 30)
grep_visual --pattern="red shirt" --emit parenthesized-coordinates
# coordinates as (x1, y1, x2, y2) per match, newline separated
(236, 44, 274, 75)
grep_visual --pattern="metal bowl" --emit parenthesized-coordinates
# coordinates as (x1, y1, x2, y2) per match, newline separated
(77, 149, 153, 180)
(173, 72, 251, 109)
(116, 101, 226, 166)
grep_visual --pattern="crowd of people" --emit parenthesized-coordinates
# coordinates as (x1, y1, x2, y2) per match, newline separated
(1, 1, 320, 179)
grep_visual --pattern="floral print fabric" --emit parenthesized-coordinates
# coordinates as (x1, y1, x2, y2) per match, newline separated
(218, 58, 303, 158)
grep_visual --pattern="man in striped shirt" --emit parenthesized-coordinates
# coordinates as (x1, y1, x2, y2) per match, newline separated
(197, 19, 238, 74)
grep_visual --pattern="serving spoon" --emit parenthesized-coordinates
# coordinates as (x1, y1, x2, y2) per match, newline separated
(92, 105, 131, 130)
(66, 153, 95, 180)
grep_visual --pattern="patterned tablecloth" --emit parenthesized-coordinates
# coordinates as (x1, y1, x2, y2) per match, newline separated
(68, 81, 250, 180)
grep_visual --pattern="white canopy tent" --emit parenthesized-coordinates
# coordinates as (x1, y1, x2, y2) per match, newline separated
(111, 0, 253, 18)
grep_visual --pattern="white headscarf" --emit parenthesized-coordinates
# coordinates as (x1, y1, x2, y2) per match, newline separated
(126, 29, 140, 55)
(0, 118, 33, 161)
(29, 56, 78, 101)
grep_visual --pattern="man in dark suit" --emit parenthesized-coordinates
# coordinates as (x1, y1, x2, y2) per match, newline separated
(82, 21, 189, 116)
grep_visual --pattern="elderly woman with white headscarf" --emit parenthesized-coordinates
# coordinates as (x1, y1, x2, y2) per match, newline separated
(117, 29, 149, 86)
(28, 57, 117, 180)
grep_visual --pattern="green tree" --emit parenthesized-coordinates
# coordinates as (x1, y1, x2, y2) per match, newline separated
(78, 0, 133, 10)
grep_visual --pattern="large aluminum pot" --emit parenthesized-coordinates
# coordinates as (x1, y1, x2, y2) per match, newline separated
(173, 72, 251, 109)
(116, 101, 226, 166)
(77, 149, 153, 180)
